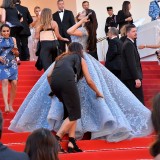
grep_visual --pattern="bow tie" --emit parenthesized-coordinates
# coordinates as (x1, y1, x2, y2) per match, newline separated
(58, 10, 63, 13)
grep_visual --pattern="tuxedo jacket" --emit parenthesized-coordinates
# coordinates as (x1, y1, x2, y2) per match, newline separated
(0, 143, 29, 160)
(52, 10, 75, 39)
(121, 38, 142, 81)
(105, 37, 122, 71)
(105, 14, 117, 34)
(15, 4, 33, 36)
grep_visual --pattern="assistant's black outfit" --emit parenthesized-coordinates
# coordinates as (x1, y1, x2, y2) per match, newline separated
(121, 38, 144, 104)
(40, 29, 58, 71)
(105, 37, 122, 80)
(105, 14, 117, 34)
(50, 54, 82, 121)
(15, 3, 33, 61)
(52, 10, 75, 52)
(0, 143, 29, 160)
(117, 10, 133, 31)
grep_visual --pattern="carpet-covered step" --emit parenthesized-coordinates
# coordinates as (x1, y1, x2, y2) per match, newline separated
(59, 149, 152, 160)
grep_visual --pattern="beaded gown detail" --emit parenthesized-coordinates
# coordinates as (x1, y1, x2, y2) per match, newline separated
(9, 27, 153, 142)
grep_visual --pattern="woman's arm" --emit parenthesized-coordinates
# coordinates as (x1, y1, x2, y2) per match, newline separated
(11, 37, 19, 56)
(138, 44, 160, 49)
(81, 58, 103, 98)
(67, 15, 89, 37)
(35, 26, 41, 39)
(47, 64, 55, 85)
(52, 21, 68, 41)
(1, 8, 6, 23)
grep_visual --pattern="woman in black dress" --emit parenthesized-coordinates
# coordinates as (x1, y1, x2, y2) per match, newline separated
(117, 1, 133, 32)
(35, 8, 68, 71)
(47, 42, 103, 153)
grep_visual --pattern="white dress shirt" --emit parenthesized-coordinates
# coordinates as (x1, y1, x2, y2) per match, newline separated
(59, 9, 64, 21)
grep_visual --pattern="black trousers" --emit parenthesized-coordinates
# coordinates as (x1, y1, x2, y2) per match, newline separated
(111, 70, 121, 80)
(122, 79, 144, 104)
(16, 35, 30, 61)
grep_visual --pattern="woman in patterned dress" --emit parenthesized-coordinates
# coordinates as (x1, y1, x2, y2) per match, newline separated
(0, 24, 19, 112)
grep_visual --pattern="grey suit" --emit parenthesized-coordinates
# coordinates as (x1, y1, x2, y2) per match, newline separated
(0, 143, 29, 160)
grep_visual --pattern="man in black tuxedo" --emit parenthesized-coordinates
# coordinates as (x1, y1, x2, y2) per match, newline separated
(14, 0, 33, 61)
(105, 7, 117, 35)
(105, 27, 122, 80)
(0, 111, 30, 160)
(53, 0, 75, 52)
(121, 24, 144, 104)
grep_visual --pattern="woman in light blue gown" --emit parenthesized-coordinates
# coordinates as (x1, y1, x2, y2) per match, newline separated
(9, 9, 153, 142)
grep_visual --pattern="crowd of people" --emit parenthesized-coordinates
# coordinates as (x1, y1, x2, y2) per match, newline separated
(0, 0, 160, 159)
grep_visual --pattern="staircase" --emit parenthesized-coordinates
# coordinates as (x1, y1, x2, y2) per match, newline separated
(0, 61, 159, 159)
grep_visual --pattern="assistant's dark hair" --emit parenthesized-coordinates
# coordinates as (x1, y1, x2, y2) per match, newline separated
(122, 1, 131, 17)
(0, 111, 3, 139)
(150, 93, 160, 157)
(56, 42, 84, 61)
(125, 24, 136, 33)
(0, 24, 11, 32)
(84, 9, 97, 53)
(2, 0, 15, 8)
(24, 128, 59, 160)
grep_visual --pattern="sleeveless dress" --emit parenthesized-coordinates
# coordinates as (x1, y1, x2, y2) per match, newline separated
(9, 27, 153, 142)
(0, 37, 18, 80)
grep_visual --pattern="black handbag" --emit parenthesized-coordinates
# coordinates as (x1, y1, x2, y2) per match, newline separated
(35, 56, 43, 71)
(51, 25, 62, 56)
(35, 41, 41, 56)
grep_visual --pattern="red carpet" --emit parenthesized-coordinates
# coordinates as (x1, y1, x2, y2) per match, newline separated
(1, 61, 159, 159)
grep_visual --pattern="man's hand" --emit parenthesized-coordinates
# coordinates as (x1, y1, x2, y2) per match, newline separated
(135, 79, 141, 88)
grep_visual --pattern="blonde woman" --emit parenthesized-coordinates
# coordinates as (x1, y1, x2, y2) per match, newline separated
(35, 8, 68, 71)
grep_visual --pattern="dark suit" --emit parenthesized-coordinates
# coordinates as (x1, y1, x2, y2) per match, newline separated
(0, 143, 29, 160)
(117, 10, 133, 32)
(105, 37, 122, 79)
(53, 10, 75, 52)
(15, 3, 33, 60)
(121, 38, 144, 104)
(105, 14, 117, 34)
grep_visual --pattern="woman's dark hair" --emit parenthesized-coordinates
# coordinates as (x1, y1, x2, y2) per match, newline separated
(2, 0, 15, 8)
(122, 1, 131, 17)
(150, 93, 160, 157)
(0, 24, 11, 32)
(56, 42, 84, 61)
(24, 128, 59, 160)
(84, 9, 97, 53)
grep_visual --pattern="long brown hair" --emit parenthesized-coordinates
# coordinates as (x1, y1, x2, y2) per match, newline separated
(150, 93, 160, 157)
(56, 42, 84, 61)
(84, 9, 97, 53)
(24, 128, 59, 160)
(122, 1, 131, 17)
(40, 8, 52, 30)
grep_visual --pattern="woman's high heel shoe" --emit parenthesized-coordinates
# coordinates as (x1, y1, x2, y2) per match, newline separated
(9, 106, 15, 113)
(5, 106, 10, 113)
(68, 137, 83, 153)
(55, 135, 67, 153)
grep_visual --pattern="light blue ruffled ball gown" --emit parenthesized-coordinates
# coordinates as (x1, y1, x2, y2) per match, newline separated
(9, 27, 153, 142)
